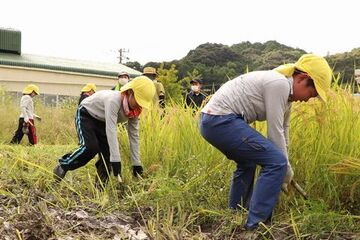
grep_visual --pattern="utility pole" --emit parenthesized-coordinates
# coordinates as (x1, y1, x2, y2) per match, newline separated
(118, 48, 129, 64)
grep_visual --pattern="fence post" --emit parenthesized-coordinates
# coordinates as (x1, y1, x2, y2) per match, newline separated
(56, 94, 59, 107)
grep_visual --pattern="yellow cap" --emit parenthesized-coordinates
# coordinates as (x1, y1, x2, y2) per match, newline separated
(120, 76, 156, 109)
(274, 54, 332, 101)
(22, 84, 40, 95)
(143, 67, 157, 75)
(81, 83, 97, 93)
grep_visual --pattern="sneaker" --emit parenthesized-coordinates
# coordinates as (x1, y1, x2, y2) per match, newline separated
(244, 224, 258, 231)
(132, 165, 143, 178)
(53, 165, 67, 181)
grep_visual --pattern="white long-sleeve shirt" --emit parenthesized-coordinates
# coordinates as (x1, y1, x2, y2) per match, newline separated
(202, 70, 292, 159)
(80, 90, 141, 165)
(19, 95, 35, 122)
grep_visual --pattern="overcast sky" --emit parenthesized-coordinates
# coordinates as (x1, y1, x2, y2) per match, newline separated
(1, 0, 358, 65)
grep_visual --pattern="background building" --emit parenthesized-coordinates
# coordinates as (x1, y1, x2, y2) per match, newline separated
(0, 28, 140, 105)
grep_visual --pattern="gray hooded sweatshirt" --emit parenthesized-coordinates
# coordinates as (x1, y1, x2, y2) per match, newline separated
(202, 70, 293, 159)
(80, 90, 141, 166)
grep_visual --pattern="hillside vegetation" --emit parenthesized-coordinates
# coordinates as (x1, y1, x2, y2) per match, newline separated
(127, 41, 360, 90)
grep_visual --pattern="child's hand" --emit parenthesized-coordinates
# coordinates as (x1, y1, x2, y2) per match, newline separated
(281, 164, 294, 193)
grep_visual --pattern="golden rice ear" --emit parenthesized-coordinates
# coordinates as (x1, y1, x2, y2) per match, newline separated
(201, 94, 213, 108)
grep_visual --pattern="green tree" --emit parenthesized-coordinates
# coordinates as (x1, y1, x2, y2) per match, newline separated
(326, 48, 360, 85)
(138, 40, 359, 92)
(124, 61, 142, 72)
(156, 64, 184, 102)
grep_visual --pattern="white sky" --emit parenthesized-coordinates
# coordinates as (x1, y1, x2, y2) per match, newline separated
(1, 0, 358, 65)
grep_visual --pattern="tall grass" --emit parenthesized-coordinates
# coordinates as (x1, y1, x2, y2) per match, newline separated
(0, 87, 359, 239)
(289, 88, 360, 205)
(0, 95, 78, 145)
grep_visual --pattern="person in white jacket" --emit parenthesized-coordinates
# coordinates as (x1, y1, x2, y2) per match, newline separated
(10, 84, 40, 145)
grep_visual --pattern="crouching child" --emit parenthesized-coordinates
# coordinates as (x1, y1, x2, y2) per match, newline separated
(53, 77, 155, 188)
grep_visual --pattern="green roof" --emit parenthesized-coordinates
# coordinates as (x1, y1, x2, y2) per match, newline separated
(0, 28, 21, 54)
(0, 52, 141, 77)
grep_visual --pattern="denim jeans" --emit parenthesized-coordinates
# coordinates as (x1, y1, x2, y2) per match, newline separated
(199, 113, 287, 229)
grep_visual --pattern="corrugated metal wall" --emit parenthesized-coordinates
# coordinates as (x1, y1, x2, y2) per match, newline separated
(0, 28, 21, 55)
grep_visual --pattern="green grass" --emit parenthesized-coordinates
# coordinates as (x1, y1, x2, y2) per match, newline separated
(0, 88, 359, 239)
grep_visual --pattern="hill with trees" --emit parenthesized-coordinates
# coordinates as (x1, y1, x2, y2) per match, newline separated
(326, 48, 360, 83)
(126, 41, 359, 100)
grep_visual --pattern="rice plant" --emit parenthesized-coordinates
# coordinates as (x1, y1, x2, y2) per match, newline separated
(0, 85, 359, 239)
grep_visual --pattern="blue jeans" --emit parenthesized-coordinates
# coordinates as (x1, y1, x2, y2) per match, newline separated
(199, 113, 287, 229)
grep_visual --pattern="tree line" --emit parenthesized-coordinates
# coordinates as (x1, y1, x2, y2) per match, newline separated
(125, 41, 360, 101)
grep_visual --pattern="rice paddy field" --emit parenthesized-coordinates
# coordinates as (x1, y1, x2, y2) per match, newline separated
(0, 86, 359, 239)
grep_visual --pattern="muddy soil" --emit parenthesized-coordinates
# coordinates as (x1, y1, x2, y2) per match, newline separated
(1, 191, 359, 240)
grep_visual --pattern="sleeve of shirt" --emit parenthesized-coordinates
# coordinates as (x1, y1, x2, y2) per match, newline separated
(104, 98, 121, 163)
(263, 80, 290, 160)
(20, 96, 31, 122)
(283, 105, 292, 152)
(127, 117, 141, 166)
(185, 93, 191, 107)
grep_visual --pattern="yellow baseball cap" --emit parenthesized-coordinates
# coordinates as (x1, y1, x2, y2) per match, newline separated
(81, 83, 96, 92)
(275, 54, 332, 101)
(120, 76, 156, 109)
(22, 84, 40, 95)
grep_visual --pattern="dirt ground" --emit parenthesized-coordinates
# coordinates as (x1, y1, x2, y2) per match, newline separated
(1, 191, 359, 240)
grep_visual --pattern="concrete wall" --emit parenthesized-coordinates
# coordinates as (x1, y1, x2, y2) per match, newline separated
(0, 65, 118, 96)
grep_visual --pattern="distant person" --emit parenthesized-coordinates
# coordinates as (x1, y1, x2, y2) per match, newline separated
(79, 83, 96, 104)
(143, 67, 165, 108)
(53, 77, 156, 188)
(199, 54, 332, 230)
(113, 71, 130, 91)
(10, 84, 41, 145)
(185, 79, 207, 108)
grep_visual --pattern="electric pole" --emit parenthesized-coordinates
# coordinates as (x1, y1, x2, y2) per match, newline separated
(118, 48, 129, 64)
